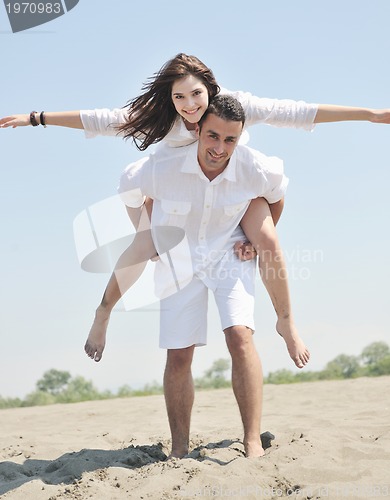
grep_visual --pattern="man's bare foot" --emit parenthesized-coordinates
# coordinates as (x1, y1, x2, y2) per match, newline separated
(245, 439, 265, 458)
(84, 305, 110, 362)
(166, 452, 185, 460)
(276, 318, 310, 369)
(167, 447, 188, 459)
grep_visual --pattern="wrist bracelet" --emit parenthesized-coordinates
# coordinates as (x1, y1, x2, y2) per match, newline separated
(30, 111, 39, 127)
(40, 111, 47, 128)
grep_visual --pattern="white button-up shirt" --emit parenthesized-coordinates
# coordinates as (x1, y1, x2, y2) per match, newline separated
(80, 88, 318, 146)
(119, 142, 288, 297)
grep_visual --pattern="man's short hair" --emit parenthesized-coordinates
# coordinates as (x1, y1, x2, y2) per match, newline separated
(198, 94, 246, 129)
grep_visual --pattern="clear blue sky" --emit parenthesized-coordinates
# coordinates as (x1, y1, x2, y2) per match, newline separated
(1, 1, 389, 398)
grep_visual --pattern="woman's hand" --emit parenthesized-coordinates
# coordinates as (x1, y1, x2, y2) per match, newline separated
(370, 109, 390, 124)
(0, 114, 30, 128)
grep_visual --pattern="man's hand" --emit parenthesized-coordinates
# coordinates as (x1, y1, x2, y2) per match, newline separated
(234, 240, 257, 261)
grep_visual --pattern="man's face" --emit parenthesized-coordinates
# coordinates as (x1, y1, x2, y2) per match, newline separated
(196, 113, 243, 181)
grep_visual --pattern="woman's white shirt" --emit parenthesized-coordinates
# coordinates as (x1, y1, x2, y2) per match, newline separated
(80, 88, 318, 146)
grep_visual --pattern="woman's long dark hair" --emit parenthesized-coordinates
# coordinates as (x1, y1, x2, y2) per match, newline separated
(117, 53, 220, 151)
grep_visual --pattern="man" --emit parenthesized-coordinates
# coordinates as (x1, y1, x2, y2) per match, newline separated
(101, 95, 310, 458)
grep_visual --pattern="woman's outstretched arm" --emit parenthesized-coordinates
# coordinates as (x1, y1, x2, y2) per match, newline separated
(1, 108, 130, 138)
(0, 111, 84, 129)
(314, 104, 390, 124)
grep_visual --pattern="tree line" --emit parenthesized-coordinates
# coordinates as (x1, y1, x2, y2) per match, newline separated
(265, 340, 390, 384)
(1, 341, 389, 409)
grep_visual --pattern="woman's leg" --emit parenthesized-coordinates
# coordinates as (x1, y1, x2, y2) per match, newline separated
(84, 199, 156, 362)
(234, 198, 284, 260)
(239, 197, 310, 369)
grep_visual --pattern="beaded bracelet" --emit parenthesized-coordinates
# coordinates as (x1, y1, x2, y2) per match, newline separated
(30, 111, 39, 127)
(40, 111, 47, 128)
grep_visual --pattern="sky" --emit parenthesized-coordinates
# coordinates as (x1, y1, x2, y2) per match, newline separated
(0, 1, 389, 398)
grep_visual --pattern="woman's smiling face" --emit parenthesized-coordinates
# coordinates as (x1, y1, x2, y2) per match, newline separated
(171, 75, 209, 124)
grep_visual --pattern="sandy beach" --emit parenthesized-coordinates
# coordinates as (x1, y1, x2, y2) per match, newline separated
(1, 376, 389, 500)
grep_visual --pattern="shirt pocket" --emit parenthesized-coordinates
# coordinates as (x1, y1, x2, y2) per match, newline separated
(160, 199, 192, 228)
(222, 201, 248, 220)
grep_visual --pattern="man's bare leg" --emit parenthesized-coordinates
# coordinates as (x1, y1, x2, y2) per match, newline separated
(239, 198, 310, 369)
(84, 201, 156, 362)
(163, 345, 195, 458)
(225, 326, 264, 458)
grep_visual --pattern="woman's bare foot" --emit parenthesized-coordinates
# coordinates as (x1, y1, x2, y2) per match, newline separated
(276, 318, 310, 369)
(84, 305, 111, 362)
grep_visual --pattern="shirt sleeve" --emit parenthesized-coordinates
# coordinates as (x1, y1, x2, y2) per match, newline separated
(117, 156, 152, 208)
(263, 169, 289, 204)
(220, 87, 318, 131)
(243, 148, 289, 204)
(80, 108, 129, 138)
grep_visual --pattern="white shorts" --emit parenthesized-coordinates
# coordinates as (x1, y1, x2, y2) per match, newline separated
(159, 255, 256, 349)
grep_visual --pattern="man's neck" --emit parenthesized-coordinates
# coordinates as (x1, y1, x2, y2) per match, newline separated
(198, 158, 230, 182)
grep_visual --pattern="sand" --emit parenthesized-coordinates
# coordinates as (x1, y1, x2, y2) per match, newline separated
(1, 376, 389, 500)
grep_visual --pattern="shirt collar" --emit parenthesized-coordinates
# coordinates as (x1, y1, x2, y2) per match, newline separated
(163, 117, 197, 147)
(181, 142, 238, 183)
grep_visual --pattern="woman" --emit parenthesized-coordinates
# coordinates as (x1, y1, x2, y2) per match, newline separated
(2, 54, 389, 366)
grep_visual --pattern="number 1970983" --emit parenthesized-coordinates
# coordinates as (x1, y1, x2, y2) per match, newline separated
(5, 3, 62, 14)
